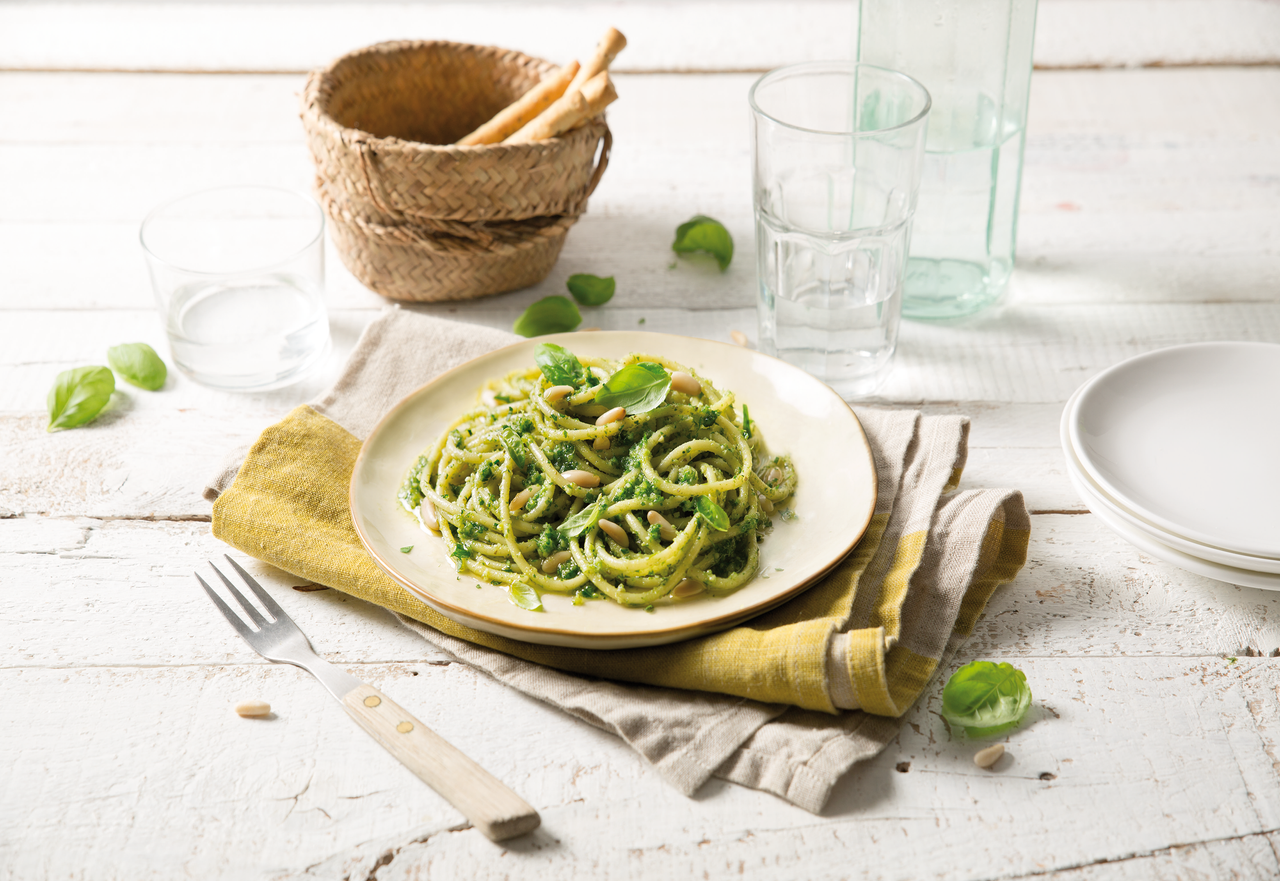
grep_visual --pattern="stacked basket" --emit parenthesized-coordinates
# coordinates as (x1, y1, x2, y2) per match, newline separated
(301, 40, 611, 302)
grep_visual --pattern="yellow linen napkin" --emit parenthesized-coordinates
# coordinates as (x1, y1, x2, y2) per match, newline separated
(204, 306, 1029, 811)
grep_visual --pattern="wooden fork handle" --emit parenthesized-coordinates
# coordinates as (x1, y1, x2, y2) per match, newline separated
(341, 683, 540, 841)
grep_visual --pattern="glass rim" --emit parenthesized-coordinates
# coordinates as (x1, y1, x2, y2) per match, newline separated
(748, 61, 932, 138)
(139, 184, 325, 276)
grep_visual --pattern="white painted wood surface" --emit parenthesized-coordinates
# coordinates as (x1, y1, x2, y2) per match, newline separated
(3, 4, 1280, 878)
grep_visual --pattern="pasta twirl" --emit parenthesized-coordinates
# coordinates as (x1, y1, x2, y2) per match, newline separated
(398, 345, 796, 608)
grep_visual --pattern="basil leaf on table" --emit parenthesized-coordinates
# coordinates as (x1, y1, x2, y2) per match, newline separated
(514, 296, 582, 337)
(694, 496, 730, 531)
(508, 582, 543, 611)
(534, 342, 586, 387)
(46, 366, 115, 432)
(107, 342, 167, 390)
(941, 660, 1032, 737)
(672, 215, 734, 271)
(594, 362, 671, 415)
(566, 274, 616, 306)
(560, 499, 605, 538)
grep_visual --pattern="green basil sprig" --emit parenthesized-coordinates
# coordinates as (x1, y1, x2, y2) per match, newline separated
(107, 342, 167, 391)
(594, 362, 671, 415)
(534, 343, 586, 387)
(508, 582, 543, 611)
(46, 366, 115, 433)
(499, 425, 529, 469)
(560, 499, 605, 538)
(514, 296, 582, 337)
(941, 661, 1032, 737)
(694, 496, 729, 531)
(566, 273, 616, 306)
(672, 215, 734, 271)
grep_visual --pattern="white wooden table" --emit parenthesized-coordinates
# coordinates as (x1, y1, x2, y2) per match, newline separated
(4, 3, 1280, 878)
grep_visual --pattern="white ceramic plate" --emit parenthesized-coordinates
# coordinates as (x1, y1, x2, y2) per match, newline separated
(1061, 390, 1280, 575)
(1061, 393, 1280, 590)
(1069, 342, 1280, 560)
(350, 331, 877, 649)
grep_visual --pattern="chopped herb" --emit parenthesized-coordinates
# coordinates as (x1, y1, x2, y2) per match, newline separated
(449, 545, 474, 560)
(644, 604, 655, 613)
(494, 394, 513, 403)
(537, 524, 568, 558)
(638, 318, 646, 325)
(400, 546, 413, 553)
(779, 508, 797, 521)
(548, 442, 578, 473)
(742, 404, 753, 439)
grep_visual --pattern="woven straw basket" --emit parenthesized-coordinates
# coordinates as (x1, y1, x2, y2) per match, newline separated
(301, 40, 611, 302)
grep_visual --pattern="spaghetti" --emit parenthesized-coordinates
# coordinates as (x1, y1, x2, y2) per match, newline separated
(398, 344, 796, 608)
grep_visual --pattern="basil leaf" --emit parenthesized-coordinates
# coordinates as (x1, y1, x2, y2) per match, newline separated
(566, 273, 615, 306)
(513, 295, 582, 337)
(560, 499, 604, 538)
(46, 366, 115, 433)
(400, 546, 413, 553)
(534, 342, 585, 387)
(107, 342, 167, 391)
(941, 661, 1032, 737)
(508, 582, 543, 611)
(499, 425, 529, 470)
(694, 496, 729, 531)
(672, 215, 734, 271)
(594, 362, 671, 415)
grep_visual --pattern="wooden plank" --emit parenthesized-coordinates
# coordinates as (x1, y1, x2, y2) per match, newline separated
(5, 514, 1280, 673)
(2, 1, 1278, 73)
(2, 69, 1278, 313)
(2, 654, 1278, 879)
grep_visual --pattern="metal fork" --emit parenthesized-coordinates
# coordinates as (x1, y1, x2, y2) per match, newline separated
(196, 555, 540, 842)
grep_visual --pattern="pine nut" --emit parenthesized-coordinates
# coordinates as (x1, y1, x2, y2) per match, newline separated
(419, 500, 440, 531)
(481, 388, 498, 408)
(673, 578, 704, 598)
(235, 700, 271, 717)
(670, 371, 701, 396)
(730, 330, 750, 348)
(541, 550, 573, 573)
(598, 519, 629, 548)
(562, 469, 600, 488)
(974, 744, 1005, 769)
(763, 467, 783, 485)
(593, 435, 611, 451)
(756, 493, 774, 513)
(647, 510, 678, 541)
(596, 406, 626, 426)
(544, 385, 574, 403)
(509, 487, 534, 512)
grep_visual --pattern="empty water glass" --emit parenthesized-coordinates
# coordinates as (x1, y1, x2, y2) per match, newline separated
(751, 63, 930, 398)
(140, 186, 331, 391)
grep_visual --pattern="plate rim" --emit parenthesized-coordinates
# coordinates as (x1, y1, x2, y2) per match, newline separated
(1061, 389, 1280, 574)
(348, 330, 878, 648)
(1068, 341, 1280, 560)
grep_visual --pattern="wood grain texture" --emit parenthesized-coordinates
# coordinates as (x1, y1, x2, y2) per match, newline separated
(341, 683, 540, 841)
(5, 9, 1280, 877)
(2, 1, 1278, 73)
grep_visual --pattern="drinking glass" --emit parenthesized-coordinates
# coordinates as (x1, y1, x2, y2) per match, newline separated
(140, 186, 331, 391)
(856, 0, 1038, 320)
(751, 62, 930, 398)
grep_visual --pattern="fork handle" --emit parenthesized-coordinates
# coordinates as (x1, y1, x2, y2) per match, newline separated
(341, 683, 540, 841)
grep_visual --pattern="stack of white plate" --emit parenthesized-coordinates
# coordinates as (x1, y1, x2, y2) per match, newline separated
(1061, 342, 1280, 590)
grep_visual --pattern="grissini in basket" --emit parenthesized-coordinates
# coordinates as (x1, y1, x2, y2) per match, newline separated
(457, 60, 580, 146)
(505, 71, 617, 144)
(567, 27, 627, 92)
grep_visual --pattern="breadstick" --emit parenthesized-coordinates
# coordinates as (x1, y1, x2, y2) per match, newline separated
(504, 71, 617, 143)
(457, 61, 580, 146)
(567, 27, 627, 93)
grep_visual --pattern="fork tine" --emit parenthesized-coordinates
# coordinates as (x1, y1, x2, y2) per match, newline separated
(209, 561, 269, 628)
(195, 572, 256, 640)
(223, 555, 288, 620)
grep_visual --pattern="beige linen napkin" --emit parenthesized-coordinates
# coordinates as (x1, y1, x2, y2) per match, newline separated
(205, 305, 1029, 812)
